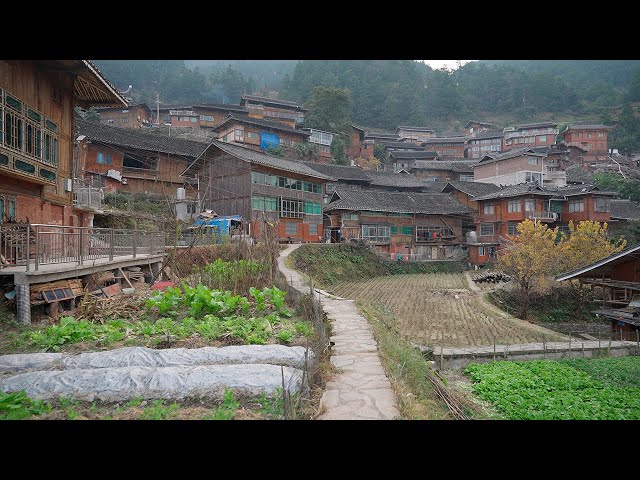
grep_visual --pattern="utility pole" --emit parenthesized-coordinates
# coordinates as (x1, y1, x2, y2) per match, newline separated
(156, 92, 160, 127)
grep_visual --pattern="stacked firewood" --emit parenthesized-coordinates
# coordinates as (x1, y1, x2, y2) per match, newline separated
(472, 271, 511, 283)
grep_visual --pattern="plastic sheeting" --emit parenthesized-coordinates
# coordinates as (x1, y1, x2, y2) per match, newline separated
(0, 364, 305, 402)
(0, 345, 313, 373)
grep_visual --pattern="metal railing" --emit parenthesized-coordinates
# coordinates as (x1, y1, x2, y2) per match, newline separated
(73, 181, 103, 210)
(0, 224, 165, 271)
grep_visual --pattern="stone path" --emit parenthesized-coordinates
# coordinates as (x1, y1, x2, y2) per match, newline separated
(278, 244, 399, 420)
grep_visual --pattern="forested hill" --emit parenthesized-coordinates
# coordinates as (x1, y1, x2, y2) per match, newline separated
(94, 60, 640, 131)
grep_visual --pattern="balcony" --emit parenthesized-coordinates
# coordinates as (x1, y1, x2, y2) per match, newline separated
(0, 224, 165, 272)
(525, 210, 558, 222)
(466, 232, 502, 245)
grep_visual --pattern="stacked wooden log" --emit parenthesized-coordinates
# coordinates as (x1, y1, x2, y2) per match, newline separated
(472, 270, 511, 283)
(124, 266, 145, 283)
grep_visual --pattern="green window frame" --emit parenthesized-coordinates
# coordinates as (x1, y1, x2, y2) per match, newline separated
(401, 226, 413, 235)
(390, 226, 399, 234)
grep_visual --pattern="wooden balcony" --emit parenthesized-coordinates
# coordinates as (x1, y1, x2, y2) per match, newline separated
(525, 210, 558, 222)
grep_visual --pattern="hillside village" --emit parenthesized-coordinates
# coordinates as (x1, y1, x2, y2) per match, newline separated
(1, 59, 639, 422)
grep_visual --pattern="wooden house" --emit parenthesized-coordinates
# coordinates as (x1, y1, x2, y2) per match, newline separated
(76, 119, 207, 206)
(239, 94, 307, 129)
(0, 60, 126, 227)
(474, 147, 556, 187)
(404, 159, 478, 182)
(395, 126, 435, 143)
(346, 125, 375, 162)
(420, 136, 467, 158)
(213, 113, 310, 152)
(464, 120, 499, 138)
(96, 103, 152, 129)
(182, 140, 333, 243)
(323, 188, 472, 260)
(556, 244, 640, 341)
(466, 130, 503, 159)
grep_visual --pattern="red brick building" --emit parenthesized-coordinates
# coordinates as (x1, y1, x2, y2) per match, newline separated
(323, 188, 472, 260)
(183, 140, 332, 243)
(502, 122, 558, 151)
(468, 183, 617, 266)
(558, 124, 611, 162)
(474, 147, 558, 187)
(213, 114, 310, 153)
(97, 103, 152, 129)
(0, 60, 126, 227)
(346, 125, 375, 162)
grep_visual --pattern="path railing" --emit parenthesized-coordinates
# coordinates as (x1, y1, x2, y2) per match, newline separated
(0, 223, 165, 271)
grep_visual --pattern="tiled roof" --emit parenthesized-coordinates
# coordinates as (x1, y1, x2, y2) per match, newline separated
(464, 120, 499, 129)
(240, 94, 305, 110)
(420, 180, 450, 193)
(473, 182, 555, 201)
(442, 181, 502, 197)
(378, 141, 426, 150)
(551, 185, 616, 197)
(209, 141, 334, 180)
(564, 124, 613, 131)
(396, 126, 435, 133)
(565, 164, 595, 184)
(408, 160, 478, 173)
(421, 137, 467, 144)
(479, 147, 544, 163)
(214, 114, 310, 136)
(389, 151, 439, 160)
(471, 130, 504, 140)
(365, 132, 400, 140)
(611, 199, 640, 220)
(514, 122, 558, 129)
(300, 162, 371, 181)
(76, 119, 210, 157)
(324, 188, 473, 215)
(193, 103, 247, 113)
(365, 171, 430, 188)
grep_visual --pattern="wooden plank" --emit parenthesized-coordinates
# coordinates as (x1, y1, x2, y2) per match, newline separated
(118, 268, 134, 289)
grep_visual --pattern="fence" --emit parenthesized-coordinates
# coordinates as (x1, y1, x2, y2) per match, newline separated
(0, 223, 165, 271)
(73, 181, 103, 210)
(423, 329, 640, 371)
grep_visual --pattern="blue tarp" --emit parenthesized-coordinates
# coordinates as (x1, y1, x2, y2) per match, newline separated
(193, 215, 242, 235)
(260, 131, 280, 150)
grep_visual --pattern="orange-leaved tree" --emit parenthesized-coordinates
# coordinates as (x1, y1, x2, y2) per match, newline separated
(497, 219, 560, 319)
(557, 220, 627, 317)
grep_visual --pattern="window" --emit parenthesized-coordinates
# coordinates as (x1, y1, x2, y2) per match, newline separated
(460, 175, 474, 182)
(343, 213, 358, 221)
(568, 199, 584, 213)
(390, 225, 399, 234)
(105, 154, 112, 165)
(0, 196, 4, 222)
(598, 131, 604, 138)
(415, 225, 454, 241)
(97, 152, 104, 164)
(251, 196, 277, 211)
(285, 222, 299, 236)
(401, 226, 413, 235)
(122, 118, 129, 124)
(525, 199, 535, 212)
(478, 246, 486, 256)
(281, 198, 303, 218)
(480, 223, 494, 236)
(483, 203, 495, 215)
(587, 132, 592, 138)
(309, 223, 318, 235)
(190, 117, 197, 123)
(526, 172, 542, 183)
(199, 115, 214, 122)
(303, 201, 322, 215)
(507, 222, 518, 235)
(7, 197, 16, 221)
(247, 132, 258, 139)
(361, 224, 390, 242)
(107, 119, 115, 124)
(594, 198, 610, 212)
(507, 199, 521, 213)
(528, 157, 539, 165)
(538, 135, 547, 143)
(235, 129, 243, 141)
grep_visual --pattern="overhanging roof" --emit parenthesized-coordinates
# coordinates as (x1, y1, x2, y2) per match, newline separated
(555, 243, 640, 282)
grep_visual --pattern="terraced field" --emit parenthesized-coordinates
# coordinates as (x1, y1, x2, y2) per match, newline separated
(331, 273, 565, 347)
